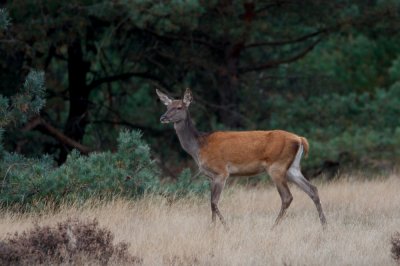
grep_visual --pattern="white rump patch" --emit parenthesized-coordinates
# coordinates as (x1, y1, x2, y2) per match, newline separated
(287, 144, 303, 180)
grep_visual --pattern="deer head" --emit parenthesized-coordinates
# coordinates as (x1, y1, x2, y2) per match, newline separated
(156, 88, 192, 124)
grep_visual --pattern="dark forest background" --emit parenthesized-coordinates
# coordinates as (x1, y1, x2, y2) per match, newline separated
(1, 1, 400, 206)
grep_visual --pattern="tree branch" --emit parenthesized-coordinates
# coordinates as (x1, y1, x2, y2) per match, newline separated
(88, 71, 168, 90)
(239, 38, 322, 73)
(244, 1, 396, 50)
(243, 0, 294, 17)
(143, 28, 221, 51)
(244, 28, 327, 48)
(22, 116, 92, 154)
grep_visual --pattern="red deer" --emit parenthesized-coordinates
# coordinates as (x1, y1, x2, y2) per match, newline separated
(156, 88, 327, 228)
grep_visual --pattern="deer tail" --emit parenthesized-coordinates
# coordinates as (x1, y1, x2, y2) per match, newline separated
(300, 137, 309, 158)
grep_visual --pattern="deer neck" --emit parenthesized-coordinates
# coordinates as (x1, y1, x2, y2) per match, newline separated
(174, 111, 201, 163)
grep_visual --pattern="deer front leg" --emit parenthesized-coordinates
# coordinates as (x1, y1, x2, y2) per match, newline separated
(210, 179, 227, 226)
(200, 165, 228, 228)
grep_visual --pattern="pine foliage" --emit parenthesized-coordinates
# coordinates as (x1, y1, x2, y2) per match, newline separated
(4, 70, 45, 127)
(164, 168, 209, 198)
(0, 130, 160, 209)
(0, 8, 10, 30)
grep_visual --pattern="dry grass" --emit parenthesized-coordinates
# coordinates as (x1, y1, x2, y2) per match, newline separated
(1, 175, 399, 265)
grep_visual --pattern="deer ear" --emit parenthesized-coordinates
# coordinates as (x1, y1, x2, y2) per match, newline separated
(183, 88, 193, 107)
(156, 89, 172, 106)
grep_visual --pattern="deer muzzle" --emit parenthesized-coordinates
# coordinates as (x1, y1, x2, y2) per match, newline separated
(160, 115, 169, 123)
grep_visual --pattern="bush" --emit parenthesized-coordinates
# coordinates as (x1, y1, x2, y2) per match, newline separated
(0, 219, 141, 265)
(0, 130, 160, 209)
(164, 168, 209, 197)
(392, 232, 400, 263)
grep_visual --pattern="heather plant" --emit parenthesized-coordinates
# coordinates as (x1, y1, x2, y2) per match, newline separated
(392, 232, 400, 264)
(0, 218, 142, 265)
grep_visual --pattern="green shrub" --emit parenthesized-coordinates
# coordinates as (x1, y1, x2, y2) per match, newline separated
(164, 168, 209, 197)
(0, 130, 160, 209)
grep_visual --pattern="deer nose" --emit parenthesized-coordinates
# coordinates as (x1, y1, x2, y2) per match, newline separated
(160, 115, 168, 123)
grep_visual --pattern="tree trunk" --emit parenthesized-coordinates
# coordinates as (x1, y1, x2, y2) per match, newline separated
(216, 43, 243, 128)
(215, 2, 254, 129)
(59, 38, 90, 163)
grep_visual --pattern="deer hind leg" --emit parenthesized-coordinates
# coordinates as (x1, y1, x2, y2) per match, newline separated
(287, 165, 327, 227)
(269, 165, 293, 228)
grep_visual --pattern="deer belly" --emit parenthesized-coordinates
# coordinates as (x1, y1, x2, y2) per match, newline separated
(226, 161, 266, 177)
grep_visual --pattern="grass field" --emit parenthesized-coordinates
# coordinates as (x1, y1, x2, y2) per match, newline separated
(1, 175, 399, 265)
